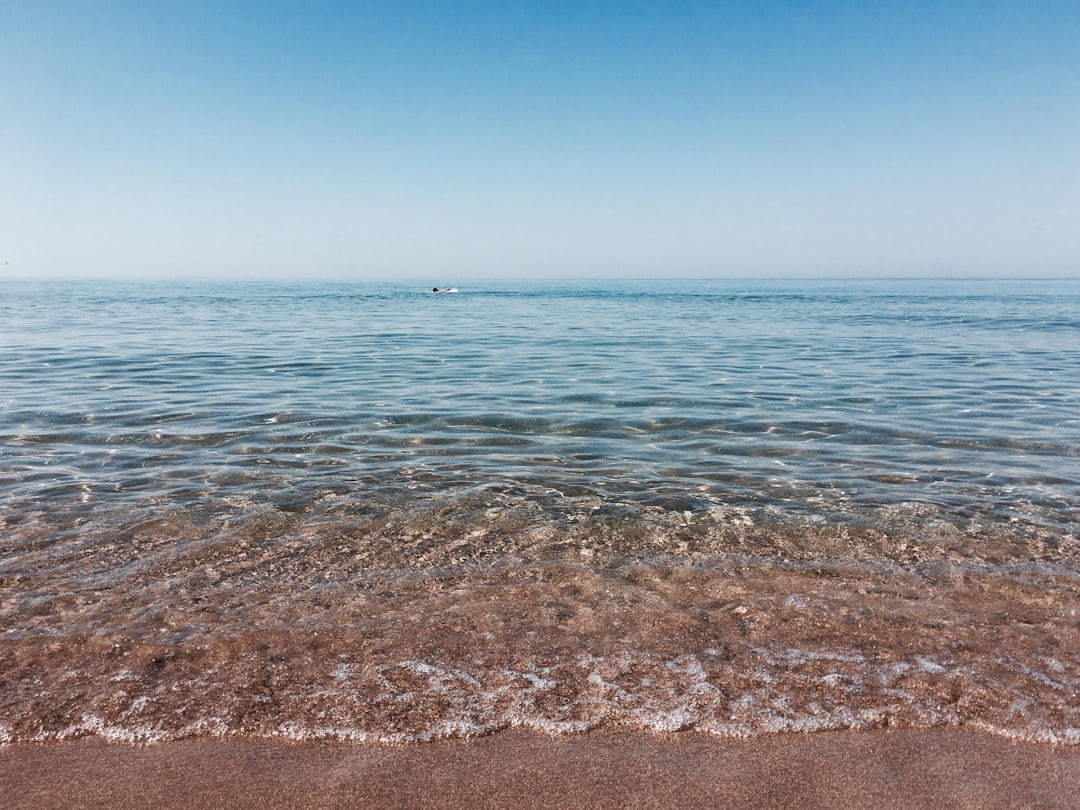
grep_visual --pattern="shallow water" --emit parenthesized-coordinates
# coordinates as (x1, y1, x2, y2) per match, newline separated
(1, 278, 1078, 743)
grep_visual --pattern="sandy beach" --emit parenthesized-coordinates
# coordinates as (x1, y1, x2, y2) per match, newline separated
(3, 728, 1080, 809)
(4, 283, 1079, 807)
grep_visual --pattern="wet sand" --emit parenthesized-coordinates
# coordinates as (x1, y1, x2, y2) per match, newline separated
(3, 729, 1080, 809)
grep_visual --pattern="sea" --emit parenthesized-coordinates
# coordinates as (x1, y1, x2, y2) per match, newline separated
(1, 278, 1078, 745)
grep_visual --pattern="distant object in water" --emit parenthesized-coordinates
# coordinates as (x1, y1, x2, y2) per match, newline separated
(432, 287, 458, 293)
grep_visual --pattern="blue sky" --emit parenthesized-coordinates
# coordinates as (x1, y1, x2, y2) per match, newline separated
(3, 1, 1078, 280)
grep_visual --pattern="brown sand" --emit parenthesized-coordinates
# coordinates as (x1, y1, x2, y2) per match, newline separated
(3, 729, 1080, 809)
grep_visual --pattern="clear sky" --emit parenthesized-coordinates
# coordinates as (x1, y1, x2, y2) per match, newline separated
(3, 1, 1078, 281)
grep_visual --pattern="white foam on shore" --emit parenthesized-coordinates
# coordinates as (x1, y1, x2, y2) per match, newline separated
(6, 645, 1079, 747)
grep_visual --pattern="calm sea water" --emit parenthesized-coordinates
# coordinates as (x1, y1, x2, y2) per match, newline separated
(2, 278, 1079, 744)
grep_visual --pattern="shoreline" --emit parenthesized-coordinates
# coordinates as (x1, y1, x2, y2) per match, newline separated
(4, 728, 1080, 809)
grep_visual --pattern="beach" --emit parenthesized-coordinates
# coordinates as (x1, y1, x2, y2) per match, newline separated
(4, 729, 1080, 809)
(6, 0, 1080, 798)
(3, 280, 1079, 803)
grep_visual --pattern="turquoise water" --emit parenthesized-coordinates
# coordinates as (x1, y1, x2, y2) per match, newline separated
(3, 278, 1078, 527)
(2, 278, 1079, 744)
